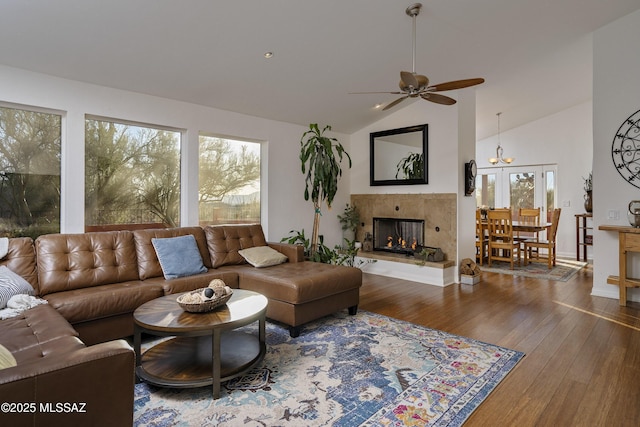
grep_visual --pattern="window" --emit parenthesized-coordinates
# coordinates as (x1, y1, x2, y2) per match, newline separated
(477, 165, 557, 220)
(85, 117, 181, 230)
(475, 173, 496, 209)
(0, 104, 61, 238)
(198, 135, 260, 226)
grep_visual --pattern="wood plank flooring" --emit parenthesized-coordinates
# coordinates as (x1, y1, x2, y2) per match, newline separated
(359, 263, 640, 426)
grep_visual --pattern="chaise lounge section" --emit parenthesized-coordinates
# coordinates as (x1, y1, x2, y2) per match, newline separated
(204, 224, 361, 337)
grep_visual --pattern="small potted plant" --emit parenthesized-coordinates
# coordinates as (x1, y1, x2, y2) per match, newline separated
(337, 203, 360, 246)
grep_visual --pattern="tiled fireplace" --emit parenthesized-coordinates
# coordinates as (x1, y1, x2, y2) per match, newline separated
(351, 193, 457, 286)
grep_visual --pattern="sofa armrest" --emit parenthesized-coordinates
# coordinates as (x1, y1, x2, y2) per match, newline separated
(268, 242, 305, 263)
(0, 339, 135, 427)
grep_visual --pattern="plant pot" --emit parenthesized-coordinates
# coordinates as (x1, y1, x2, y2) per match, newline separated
(584, 191, 592, 213)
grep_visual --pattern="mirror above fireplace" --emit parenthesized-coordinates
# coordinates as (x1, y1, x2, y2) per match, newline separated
(370, 124, 428, 186)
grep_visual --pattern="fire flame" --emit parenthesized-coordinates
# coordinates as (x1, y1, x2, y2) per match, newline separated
(387, 235, 419, 250)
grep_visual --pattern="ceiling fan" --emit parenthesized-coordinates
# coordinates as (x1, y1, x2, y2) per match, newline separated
(351, 3, 484, 111)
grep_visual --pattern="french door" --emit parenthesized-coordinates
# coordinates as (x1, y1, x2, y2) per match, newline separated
(476, 165, 557, 222)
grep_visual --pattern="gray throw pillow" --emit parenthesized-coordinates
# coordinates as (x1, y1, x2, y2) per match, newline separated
(0, 266, 35, 309)
(151, 235, 208, 280)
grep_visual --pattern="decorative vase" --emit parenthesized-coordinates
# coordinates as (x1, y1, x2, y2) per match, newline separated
(584, 191, 592, 213)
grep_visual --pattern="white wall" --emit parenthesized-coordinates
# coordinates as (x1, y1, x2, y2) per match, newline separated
(476, 101, 593, 258)
(592, 9, 640, 302)
(349, 90, 478, 272)
(351, 100, 460, 195)
(0, 65, 351, 248)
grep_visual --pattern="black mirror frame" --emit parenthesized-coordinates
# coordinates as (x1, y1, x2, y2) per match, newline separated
(369, 124, 428, 186)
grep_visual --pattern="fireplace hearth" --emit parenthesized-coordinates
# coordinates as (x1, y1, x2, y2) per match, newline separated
(373, 217, 424, 255)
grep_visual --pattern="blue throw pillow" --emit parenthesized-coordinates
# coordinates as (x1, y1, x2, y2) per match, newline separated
(151, 235, 208, 280)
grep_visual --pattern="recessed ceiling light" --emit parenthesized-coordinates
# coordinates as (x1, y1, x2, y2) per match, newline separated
(264, 52, 273, 59)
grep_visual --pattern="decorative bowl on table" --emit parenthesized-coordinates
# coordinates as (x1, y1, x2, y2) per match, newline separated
(177, 288, 233, 313)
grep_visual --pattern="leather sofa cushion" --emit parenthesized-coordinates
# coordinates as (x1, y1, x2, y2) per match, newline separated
(237, 261, 362, 304)
(0, 237, 38, 291)
(43, 281, 164, 324)
(204, 224, 268, 268)
(36, 231, 140, 296)
(133, 227, 212, 280)
(0, 304, 84, 364)
(143, 269, 239, 295)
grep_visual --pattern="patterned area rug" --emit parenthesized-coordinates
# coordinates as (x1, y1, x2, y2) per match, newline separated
(134, 311, 524, 426)
(479, 258, 587, 282)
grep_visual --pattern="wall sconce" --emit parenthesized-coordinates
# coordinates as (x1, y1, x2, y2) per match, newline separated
(488, 112, 514, 165)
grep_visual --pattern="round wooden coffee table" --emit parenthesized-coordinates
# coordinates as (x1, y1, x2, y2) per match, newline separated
(133, 289, 267, 399)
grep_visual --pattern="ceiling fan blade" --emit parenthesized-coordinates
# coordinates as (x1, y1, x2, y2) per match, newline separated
(382, 96, 409, 111)
(349, 91, 404, 95)
(420, 93, 457, 105)
(427, 78, 485, 92)
(400, 71, 419, 89)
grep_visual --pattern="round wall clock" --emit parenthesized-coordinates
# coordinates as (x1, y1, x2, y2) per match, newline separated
(612, 108, 640, 189)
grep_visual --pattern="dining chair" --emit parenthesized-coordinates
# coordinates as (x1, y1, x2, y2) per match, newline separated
(475, 209, 488, 265)
(515, 207, 541, 259)
(487, 208, 520, 269)
(524, 208, 562, 269)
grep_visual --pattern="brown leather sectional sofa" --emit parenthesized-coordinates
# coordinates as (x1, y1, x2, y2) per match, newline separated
(36, 224, 362, 342)
(0, 223, 361, 426)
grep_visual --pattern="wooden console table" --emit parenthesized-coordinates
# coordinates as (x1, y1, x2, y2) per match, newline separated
(575, 213, 592, 261)
(599, 225, 640, 306)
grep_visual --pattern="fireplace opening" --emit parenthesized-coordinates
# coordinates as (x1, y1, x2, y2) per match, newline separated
(373, 217, 424, 255)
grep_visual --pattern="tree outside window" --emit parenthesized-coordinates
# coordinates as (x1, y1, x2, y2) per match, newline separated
(198, 135, 260, 226)
(0, 105, 61, 238)
(85, 118, 181, 230)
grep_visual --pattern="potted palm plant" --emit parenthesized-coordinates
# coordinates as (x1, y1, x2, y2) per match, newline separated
(300, 124, 351, 255)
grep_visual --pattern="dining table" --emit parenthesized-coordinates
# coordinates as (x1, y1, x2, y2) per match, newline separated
(480, 220, 551, 235)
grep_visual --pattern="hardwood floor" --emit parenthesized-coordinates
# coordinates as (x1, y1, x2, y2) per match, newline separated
(359, 263, 640, 426)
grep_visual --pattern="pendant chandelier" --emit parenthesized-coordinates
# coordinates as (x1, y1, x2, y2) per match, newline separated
(488, 112, 514, 165)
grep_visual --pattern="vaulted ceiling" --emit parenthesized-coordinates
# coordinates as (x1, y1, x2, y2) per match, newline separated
(1, 1, 639, 139)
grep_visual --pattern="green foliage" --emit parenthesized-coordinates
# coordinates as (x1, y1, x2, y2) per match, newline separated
(414, 247, 436, 266)
(85, 119, 182, 226)
(299, 123, 351, 256)
(0, 106, 61, 234)
(509, 172, 535, 212)
(396, 152, 424, 179)
(198, 136, 260, 203)
(300, 124, 351, 209)
(333, 238, 376, 268)
(281, 230, 375, 268)
(280, 229, 334, 263)
(337, 203, 360, 232)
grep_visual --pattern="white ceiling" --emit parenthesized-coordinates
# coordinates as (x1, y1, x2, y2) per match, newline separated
(1, 0, 639, 140)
